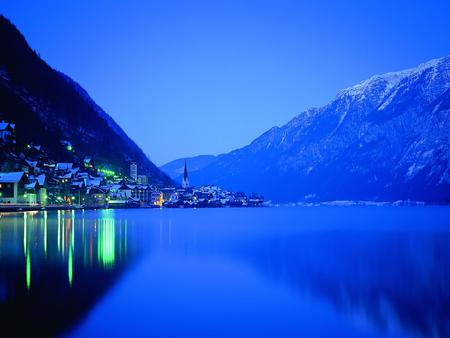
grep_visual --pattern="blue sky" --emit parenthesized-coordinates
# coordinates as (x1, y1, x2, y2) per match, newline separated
(1, 0, 449, 165)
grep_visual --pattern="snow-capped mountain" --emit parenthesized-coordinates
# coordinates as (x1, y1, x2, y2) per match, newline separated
(0, 15, 171, 185)
(191, 55, 450, 203)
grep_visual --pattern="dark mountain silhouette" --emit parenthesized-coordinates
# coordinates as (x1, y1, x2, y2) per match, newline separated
(0, 15, 171, 185)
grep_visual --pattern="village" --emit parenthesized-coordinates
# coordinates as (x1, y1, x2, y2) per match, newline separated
(0, 120, 264, 210)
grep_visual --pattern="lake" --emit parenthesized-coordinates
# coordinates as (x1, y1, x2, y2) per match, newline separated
(0, 207, 449, 337)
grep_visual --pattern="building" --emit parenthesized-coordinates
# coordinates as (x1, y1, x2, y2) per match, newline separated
(28, 173, 47, 205)
(151, 191, 163, 206)
(83, 157, 95, 169)
(0, 121, 15, 143)
(85, 187, 108, 207)
(161, 187, 176, 202)
(118, 184, 133, 199)
(137, 175, 148, 185)
(130, 162, 137, 182)
(24, 181, 38, 204)
(55, 162, 73, 175)
(131, 185, 150, 204)
(182, 160, 189, 189)
(0, 172, 29, 204)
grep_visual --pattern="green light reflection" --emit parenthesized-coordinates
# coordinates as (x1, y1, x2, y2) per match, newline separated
(97, 211, 116, 269)
(44, 211, 47, 255)
(57, 210, 61, 253)
(0, 209, 130, 294)
(23, 213, 27, 255)
(68, 247, 73, 286)
(26, 251, 30, 290)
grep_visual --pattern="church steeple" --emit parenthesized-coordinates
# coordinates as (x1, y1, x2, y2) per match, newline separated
(182, 160, 189, 189)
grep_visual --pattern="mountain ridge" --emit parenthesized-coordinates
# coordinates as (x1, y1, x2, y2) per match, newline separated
(189, 55, 450, 202)
(0, 15, 171, 185)
(160, 154, 222, 182)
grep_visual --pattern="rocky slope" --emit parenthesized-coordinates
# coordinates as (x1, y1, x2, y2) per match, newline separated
(191, 56, 450, 203)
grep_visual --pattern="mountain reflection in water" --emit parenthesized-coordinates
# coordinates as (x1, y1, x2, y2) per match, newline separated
(0, 207, 449, 338)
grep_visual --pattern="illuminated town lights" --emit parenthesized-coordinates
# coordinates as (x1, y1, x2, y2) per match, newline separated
(98, 168, 116, 176)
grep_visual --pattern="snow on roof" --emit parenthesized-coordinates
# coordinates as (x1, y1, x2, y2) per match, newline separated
(88, 179, 102, 187)
(133, 185, 148, 190)
(36, 174, 46, 186)
(25, 160, 38, 167)
(0, 171, 26, 183)
(87, 186, 106, 194)
(56, 163, 73, 170)
(71, 181, 84, 188)
(0, 122, 14, 131)
(60, 173, 72, 179)
(25, 181, 37, 190)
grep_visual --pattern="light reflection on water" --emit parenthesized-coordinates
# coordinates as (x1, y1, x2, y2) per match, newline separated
(0, 209, 134, 336)
(0, 207, 450, 337)
(17, 209, 128, 288)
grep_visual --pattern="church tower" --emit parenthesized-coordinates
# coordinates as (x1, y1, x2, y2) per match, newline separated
(182, 160, 189, 189)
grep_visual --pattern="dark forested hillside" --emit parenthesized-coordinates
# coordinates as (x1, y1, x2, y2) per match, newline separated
(0, 15, 171, 185)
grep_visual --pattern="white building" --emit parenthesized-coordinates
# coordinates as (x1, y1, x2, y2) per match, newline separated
(130, 162, 137, 182)
(137, 175, 148, 185)
(0, 172, 29, 204)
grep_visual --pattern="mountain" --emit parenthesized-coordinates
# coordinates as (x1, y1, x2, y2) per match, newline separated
(191, 56, 450, 203)
(0, 15, 171, 185)
(160, 155, 221, 182)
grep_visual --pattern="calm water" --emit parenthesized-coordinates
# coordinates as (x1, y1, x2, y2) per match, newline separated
(0, 207, 450, 337)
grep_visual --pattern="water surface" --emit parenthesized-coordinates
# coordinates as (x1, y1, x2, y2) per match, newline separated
(0, 207, 449, 337)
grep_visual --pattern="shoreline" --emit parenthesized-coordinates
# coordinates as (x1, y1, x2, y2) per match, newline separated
(0, 200, 448, 214)
(0, 204, 144, 213)
(0, 204, 264, 213)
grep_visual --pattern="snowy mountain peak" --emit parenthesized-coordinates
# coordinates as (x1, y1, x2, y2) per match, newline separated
(337, 55, 450, 99)
(190, 55, 450, 203)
